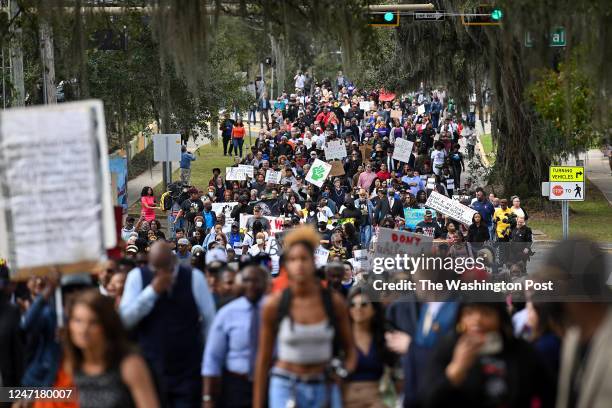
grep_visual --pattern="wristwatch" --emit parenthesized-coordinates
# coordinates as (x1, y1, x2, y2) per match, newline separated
(202, 395, 212, 403)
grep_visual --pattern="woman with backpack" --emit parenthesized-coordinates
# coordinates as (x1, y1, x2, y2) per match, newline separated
(254, 225, 356, 408)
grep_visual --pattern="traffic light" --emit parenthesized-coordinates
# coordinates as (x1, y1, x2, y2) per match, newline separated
(368, 11, 400, 27)
(462, 5, 502, 26)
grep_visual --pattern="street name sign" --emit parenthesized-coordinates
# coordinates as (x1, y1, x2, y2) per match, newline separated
(414, 11, 445, 21)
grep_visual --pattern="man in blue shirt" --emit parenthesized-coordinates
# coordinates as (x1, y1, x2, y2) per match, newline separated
(120, 241, 216, 407)
(471, 187, 495, 240)
(180, 145, 196, 185)
(202, 265, 269, 408)
(401, 168, 424, 197)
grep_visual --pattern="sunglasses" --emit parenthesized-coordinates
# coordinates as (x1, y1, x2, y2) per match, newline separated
(350, 301, 370, 308)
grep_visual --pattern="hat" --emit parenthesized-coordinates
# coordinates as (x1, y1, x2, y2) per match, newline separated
(206, 247, 228, 267)
(424, 210, 433, 216)
(191, 245, 204, 255)
(126, 245, 139, 254)
(178, 238, 190, 245)
(231, 221, 239, 227)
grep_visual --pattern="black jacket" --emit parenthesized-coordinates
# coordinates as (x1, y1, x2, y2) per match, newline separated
(467, 223, 490, 243)
(0, 300, 24, 387)
(419, 334, 555, 408)
(374, 196, 403, 224)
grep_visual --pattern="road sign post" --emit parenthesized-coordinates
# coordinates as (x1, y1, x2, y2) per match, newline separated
(550, 27, 566, 47)
(547, 165, 585, 240)
(153, 134, 182, 189)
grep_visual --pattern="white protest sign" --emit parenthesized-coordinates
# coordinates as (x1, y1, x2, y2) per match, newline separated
(324, 140, 348, 161)
(352, 249, 371, 271)
(446, 179, 455, 190)
(392, 138, 414, 163)
(315, 246, 330, 268)
(426, 177, 436, 189)
(417, 104, 425, 115)
(238, 164, 254, 178)
(211, 202, 238, 232)
(359, 101, 372, 111)
(265, 169, 282, 184)
(0, 100, 116, 279)
(226, 166, 247, 181)
(374, 228, 433, 262)
(425, 191, 477, 226)
(239, 213, 286, 237)
(305, 159, 332, 188)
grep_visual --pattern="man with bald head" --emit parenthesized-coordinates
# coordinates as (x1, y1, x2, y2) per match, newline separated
(120, 241, 216, 407)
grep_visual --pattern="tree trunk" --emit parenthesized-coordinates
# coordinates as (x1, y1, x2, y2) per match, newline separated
(9, 0, 25, 107)
(489, 32, 548, 196)
(39, 20, 57, 104)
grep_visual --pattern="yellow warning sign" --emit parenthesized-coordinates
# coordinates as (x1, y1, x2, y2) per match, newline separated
(549, 166, 584, 182)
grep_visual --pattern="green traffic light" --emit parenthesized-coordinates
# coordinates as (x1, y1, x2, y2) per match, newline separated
(384, 12, 394, 22)
(491, 8, 503, 21)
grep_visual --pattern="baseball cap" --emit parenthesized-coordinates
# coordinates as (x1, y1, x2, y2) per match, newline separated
(191, 245, 204, 255)
(424, 210, 433, 216)
(206, 247, 228, 267)
(178, 238, 190, 245)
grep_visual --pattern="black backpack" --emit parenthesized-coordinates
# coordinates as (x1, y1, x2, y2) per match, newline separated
(276, 286, 342, 357)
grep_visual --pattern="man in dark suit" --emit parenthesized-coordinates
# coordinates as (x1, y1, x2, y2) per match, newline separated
(374, 188, 403, 225)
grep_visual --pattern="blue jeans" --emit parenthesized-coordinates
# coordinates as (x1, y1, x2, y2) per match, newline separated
(359, 225, 372, 249)
(269, 375, 342, 408)
(168, 214, 184, 239)
(232, 138, 244, 157)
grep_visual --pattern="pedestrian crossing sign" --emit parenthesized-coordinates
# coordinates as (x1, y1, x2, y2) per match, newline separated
(549, 166, 585, 201)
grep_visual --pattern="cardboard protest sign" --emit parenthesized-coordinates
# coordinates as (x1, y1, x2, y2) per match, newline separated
(324, 140, 348, 161)
(238, 164, 254, 178)
(425, 191, 477, 226)
(0, 100, 116, 279)
(375, 228, 433, 260)
(404, 208, 437, 230)
(329, 160, 346, 177)
(226, 166, 247, 181)
(265, 169, 282, 184)
(391, 109, 402, 120)
(305, 159, 332, 188)
(359, 144, 373, 162)
(392, 138, 414, 163)
(417, 104, 425, 115)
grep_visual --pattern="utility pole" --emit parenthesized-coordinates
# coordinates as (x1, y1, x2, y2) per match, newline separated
(39, 19, 57, 104)
(9, 0, 25, 106)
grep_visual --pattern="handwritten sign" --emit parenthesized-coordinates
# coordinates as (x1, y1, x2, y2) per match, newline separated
(391, 109, 402, 120)
(238, 164, 254, 178)
(425, 191, 476, 226)
(0, 100, 116, 279)
(375, 228, 432, 261)
(226, 166, 247, 181)
(426, 177, 436, 190)
(392, 138, 414, 163)
(359, 101, 372, 111)
(417, 104, 425, 115)
(446, 178, 455, 190)
(239, 213, 287, 237)
(324, 140, 348, 161)
(265, 169, 282, 184)
(315, 246, 330, 268)
(329, 160, 346, 177)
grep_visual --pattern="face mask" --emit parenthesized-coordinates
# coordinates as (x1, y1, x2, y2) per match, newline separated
(195, 221, 203, 228)
(256, 238, 264, 245)
(208, 192, 214, 197)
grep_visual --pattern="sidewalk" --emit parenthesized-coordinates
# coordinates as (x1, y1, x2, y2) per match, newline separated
(582, 149, 612, 204)
(126, 122, 263, 207)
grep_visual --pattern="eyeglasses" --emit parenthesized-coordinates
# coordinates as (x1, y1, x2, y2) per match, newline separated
(350, 301, 370, 308)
